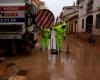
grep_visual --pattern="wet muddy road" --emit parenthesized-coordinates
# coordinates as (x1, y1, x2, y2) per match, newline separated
(1, 37, 100, 80)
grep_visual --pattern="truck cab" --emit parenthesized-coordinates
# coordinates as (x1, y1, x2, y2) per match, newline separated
(0, 0, 26, 39)
(0, 0, 35, 55)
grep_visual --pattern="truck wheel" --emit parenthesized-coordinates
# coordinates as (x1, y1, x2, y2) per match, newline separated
(24, 41, 33, 54)
(4, 40, 13, 56)
(4, 40, 23, 56)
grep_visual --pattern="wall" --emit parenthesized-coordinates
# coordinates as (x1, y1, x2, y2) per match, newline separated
(93, 0, 100, 12)
(78, 0, 100, 34)
(78, 0, 87, 33)
(63, 7, 74, 16)
(63, 6, 78, 17)
(68, 16, 78, 33)
(39, 2, 48, 10)
(92, 12, 100, 35)
(32, 0, 40, 11)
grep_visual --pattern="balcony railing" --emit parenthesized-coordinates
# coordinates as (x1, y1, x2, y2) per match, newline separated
(86, 0, 93, 14)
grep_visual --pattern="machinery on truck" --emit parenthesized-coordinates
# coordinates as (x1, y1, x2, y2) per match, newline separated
(0, 0, 55, 56)
(0, 0, 35, 55)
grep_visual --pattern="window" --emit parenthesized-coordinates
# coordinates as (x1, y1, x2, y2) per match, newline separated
(71, 23, 73, 32)
(82, 19, 84, 29)
(69, 23, 70, 32)
(79, 5, 83, 9)
(96, 14, 100, 29)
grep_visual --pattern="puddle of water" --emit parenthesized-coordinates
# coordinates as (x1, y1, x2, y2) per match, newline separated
(16, 69, 28, 76)
(6, 63, 16, 67)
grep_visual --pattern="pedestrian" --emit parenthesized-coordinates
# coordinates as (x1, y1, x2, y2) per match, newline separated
(54, 22, 66, 53)
(40, 28, 50, 51)
(48, 27, 57, 54)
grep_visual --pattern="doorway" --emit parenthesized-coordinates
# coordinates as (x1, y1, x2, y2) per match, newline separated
(86, 15, 93, 32)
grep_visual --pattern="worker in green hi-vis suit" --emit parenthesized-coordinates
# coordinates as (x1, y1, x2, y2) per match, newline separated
(40, 28, 50, 50)
(54, 22, 67, 53)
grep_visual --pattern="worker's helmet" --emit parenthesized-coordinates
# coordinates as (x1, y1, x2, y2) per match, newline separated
(61, 22, 66, 29)
(61, 25, 65, 29)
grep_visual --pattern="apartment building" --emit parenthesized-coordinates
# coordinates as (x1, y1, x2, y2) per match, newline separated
(61, 4, 78, 33)
(78, 0, 100, 35)
(39, 1, 48, 10)
(77, 0, 100, 42)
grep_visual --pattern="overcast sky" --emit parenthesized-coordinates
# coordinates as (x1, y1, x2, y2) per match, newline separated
(40, 0, 77, 18)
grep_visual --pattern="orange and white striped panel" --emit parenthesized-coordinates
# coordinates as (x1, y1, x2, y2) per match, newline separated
(35, 9, 55, 28)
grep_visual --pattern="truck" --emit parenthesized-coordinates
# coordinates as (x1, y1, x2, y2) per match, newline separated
(0, 0, 35, 56)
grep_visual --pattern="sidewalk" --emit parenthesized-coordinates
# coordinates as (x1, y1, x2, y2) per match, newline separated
(64, 35, 100, 52)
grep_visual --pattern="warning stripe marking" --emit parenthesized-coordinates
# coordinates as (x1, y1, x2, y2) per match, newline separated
(35, 10, 44, 23)
(35, 9, 54, 28)
(42, 12, 51, 28)
(46, 15, 54, 28)
(38, 10, 48, 27)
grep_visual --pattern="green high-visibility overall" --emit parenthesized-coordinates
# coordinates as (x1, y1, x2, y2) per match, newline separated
(54, 23, 66, 52)
(40, 29, 50, 49)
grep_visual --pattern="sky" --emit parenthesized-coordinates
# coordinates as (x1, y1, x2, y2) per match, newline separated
(40, 0, 77, 18)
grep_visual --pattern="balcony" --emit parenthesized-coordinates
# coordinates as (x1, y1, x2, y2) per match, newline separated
(86, 0, 93, 14)
(77, 0, 84, 4)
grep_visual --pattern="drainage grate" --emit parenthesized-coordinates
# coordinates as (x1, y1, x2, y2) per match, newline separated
(16, 69, 28, 76)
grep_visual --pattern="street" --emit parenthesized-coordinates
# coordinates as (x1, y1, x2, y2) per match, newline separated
(0, 35, 100, 80)
(0, 0, 100, 80)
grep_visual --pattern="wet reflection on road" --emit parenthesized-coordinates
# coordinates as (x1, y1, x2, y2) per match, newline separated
(2, 38, 100, 80)
(47, 51, 77, 80)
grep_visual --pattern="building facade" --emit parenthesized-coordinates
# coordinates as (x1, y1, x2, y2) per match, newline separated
(39, 1, 48, 10)
(62, 5, 78, 21)
(61, 5, 78, 33)
(32, 0, 40, 12)
(78, 0, 100, 36)
(67, 11, 78, 33)
(60, 0, 100, 42)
